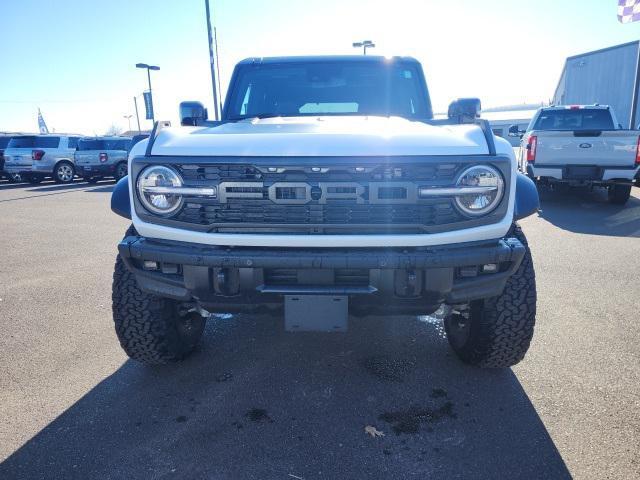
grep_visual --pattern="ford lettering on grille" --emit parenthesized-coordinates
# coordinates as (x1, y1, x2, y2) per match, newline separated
(218, 181, 415, 204)
(166, 162, 482, 233)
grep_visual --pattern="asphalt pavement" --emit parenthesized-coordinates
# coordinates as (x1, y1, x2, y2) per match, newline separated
(0, 179, 638, 479)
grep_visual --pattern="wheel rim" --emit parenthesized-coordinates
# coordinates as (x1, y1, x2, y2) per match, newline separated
(10, 173, 22, 182)
(57, 164, 73, 182)
(116, 164, 127, 179)
(176, 313, 206, 341)
(446, 313, 471, 349)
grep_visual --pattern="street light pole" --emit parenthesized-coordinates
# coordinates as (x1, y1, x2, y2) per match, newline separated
(123, 114, 132, 132)
(135, 63, 160, 123)
(205, 0, 220, 120)
(352, 40, 376, 55)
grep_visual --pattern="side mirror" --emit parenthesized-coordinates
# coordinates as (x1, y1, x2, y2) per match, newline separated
(448, 98, 481, 123)
(179, 101, 208, 126)
(508, 124, 524, 137)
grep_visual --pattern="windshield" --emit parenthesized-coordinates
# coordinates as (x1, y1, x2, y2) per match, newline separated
(78, 139, 129, 150)
(226, 61, 431, 120)
(533, 109, 614, 130)
(7, 136, 61, 148)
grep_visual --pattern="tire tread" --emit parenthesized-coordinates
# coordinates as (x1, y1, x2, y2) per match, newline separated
(111, 226, 204, 364)
(446, 225, 537, 368)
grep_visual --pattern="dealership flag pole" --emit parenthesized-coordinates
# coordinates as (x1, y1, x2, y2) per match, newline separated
(37, 108, 49, 134)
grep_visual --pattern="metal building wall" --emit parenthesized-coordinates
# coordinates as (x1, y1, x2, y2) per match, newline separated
(553, 41, 639, 128)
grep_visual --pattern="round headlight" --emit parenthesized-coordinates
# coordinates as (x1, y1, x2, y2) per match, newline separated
(454, 165, 504, 216)
(137, 166, 184, 215)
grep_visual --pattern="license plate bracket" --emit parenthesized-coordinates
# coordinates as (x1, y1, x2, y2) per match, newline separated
(563, 165, 601, 180)
(285, 295, 348, 332)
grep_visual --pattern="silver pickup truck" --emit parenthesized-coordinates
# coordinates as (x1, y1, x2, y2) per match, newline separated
(74, 137, 131, 183)
(512, 105, 640, 204)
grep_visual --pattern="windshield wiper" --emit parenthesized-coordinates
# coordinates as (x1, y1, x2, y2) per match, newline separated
(227, 113, 284, 122)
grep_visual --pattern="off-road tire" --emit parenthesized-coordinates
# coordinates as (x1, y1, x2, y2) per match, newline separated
(54, 161, 75, 184)
(608, 184, 631, 205)
(112, 227, 206, 364)
(444, 225, 536, 368)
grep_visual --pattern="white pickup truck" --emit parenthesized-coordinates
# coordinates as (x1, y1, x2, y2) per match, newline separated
(512, 105, 640, 204)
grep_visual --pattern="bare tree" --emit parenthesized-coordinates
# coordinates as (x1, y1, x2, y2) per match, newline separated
(105, 124, 123, 136)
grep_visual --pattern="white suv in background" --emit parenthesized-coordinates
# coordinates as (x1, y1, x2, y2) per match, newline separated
(3, 134, 82, 184)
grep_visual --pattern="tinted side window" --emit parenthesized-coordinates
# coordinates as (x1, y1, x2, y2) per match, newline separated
(67, 137, 80, 149)
(115, 140, 130, 150)
(78, 139, 104, 150)
(8, 136, 36, 148)
(34, 136, 61, 148)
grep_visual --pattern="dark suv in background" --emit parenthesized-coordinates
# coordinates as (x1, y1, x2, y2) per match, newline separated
(0, 135, 24, 182)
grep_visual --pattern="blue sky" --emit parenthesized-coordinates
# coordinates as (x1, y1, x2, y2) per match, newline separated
(1, 0, 638, 134)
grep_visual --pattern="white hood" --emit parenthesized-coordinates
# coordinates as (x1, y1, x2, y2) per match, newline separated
(149, 116, 490, 157)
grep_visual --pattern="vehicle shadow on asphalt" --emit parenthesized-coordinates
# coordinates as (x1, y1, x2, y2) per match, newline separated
(24, 180, 113, 193)
(0, 180, 37, 190)
(0, 315, 571, 479)
(85, 184, 115, 193)
(537, 186, 640, 237)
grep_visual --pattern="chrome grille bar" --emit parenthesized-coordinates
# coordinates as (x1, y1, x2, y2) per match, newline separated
(142, 186, 217, 196)
(418, 185, 497, 196)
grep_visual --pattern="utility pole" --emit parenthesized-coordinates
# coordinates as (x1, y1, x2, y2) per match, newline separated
(133, 96, 141, 133)
(352, 40, 375, 55)
(214, 25, 223, 115)
(205, 0, 220, 120)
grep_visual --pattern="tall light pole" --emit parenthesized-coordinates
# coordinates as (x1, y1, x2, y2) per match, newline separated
(123, 114, 132, 132)
(135, 63, 160, 123)
(205, 0, 220, 120)
(352, 40, 375, 55)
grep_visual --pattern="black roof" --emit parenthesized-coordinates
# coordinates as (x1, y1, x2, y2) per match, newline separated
(237, 55, 420, 65)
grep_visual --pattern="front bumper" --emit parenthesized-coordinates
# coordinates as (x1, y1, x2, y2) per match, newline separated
(118, 235, 526, 315)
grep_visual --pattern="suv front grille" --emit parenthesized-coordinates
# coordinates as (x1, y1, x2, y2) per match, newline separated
(133, 160, 509, 234)
(170, 163, 466, 233)
(178, 200, 459, 232)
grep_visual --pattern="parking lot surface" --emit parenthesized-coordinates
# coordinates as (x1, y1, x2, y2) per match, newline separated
(0, 179, 638, 479)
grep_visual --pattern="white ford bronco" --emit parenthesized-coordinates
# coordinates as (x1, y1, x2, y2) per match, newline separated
(111, 56, 540, 368)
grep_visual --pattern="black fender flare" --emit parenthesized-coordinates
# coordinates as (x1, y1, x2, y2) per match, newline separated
(514, 172, 539, 220)
(111, 175, 131, 219)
